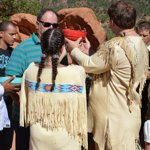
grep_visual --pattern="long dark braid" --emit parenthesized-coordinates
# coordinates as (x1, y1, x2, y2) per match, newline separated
(36, 56, 46, 90)
(51, 31, 64, 91)
(36, 28, 64, 91)
(51, 57, 58, 91)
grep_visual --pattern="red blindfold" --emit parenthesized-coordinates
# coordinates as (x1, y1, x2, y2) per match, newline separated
(63, 29, 87, 41)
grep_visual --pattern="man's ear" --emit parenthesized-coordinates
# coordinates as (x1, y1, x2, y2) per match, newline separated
(0, 31, 4, 38)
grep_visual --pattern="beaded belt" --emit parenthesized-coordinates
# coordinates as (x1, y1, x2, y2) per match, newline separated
(26, 80, 84, 93)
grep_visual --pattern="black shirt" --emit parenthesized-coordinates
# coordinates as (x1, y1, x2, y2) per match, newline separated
(0, 47, 12, 76)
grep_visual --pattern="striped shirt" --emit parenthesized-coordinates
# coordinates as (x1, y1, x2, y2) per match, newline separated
(6, 33, 42, 77)
(6, 33, 42, 121)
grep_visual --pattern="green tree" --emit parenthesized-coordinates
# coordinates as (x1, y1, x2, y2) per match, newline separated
(0, 0, 41, 20)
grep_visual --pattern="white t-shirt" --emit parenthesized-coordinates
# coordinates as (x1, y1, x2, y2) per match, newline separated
(0, 85, 10, 131)
(144, 120, 150, 143)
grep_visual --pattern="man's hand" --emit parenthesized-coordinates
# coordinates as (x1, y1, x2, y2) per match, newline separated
(80, 37, 90, 55)
(2, 76, 21, 93)
(65, 37, 90, 55)
(65, 37, 82, 53)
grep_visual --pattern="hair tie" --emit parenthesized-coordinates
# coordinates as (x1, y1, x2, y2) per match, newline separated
(52, 54, 59, 59)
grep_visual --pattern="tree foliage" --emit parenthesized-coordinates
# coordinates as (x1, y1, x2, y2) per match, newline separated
(0, 0, 149, 39)
(0, 0, 41, 20)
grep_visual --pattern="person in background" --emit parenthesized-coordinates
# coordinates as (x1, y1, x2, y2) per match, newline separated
(136, 21, 150, 81)
(136, 21, 150, 48)
(65, 1, 148, 150)
(0, 77, 20, 132)
(136, 21, 150, 150)
(0, 21, 16, 76)
(144, 120, 150, 150)
(0, 21, 18, 150)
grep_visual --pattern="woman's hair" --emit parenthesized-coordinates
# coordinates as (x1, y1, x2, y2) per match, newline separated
(36, 28, 65, 91)
(107, 1, 136, 29)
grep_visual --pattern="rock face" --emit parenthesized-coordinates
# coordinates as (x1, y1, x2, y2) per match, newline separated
(58, 7, 106, 53)
(9, 13, 37, 46)
(9, 8, 106, 51)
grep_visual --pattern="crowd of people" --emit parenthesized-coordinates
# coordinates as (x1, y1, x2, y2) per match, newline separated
(0, 0, 150, 150)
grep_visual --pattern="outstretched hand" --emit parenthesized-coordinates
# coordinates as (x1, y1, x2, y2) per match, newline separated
(65, 37, 90, 55)
(80, 37, 90, 55)
(65, 37, 82, 53)
(2, 76, 21, 93)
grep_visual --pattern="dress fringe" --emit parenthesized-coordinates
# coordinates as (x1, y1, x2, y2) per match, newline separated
(20, 85, 87, 149)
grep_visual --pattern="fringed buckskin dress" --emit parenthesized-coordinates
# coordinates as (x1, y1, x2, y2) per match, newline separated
(20, 63, 88, 150)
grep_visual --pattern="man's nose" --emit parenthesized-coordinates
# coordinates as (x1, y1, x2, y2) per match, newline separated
(49, 25, 53, 29)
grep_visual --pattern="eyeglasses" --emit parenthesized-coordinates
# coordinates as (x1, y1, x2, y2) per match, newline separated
(38, 20, 58, 28)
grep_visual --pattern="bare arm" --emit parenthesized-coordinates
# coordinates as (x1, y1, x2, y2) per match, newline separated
(66, 37, 110, 74)
(2, 76, 20, 93)
(2, 76, 20, 105)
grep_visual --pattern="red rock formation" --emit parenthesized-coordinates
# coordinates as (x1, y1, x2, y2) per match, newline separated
(9, 13, 37, 46)
(9, 8, 106, 51)
(58, 7, 106, 53)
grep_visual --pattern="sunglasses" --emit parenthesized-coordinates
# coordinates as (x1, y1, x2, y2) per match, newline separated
(38, 20, 58, 28)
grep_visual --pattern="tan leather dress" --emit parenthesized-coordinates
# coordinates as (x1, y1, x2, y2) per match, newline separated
(71, 36, 148, 150)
